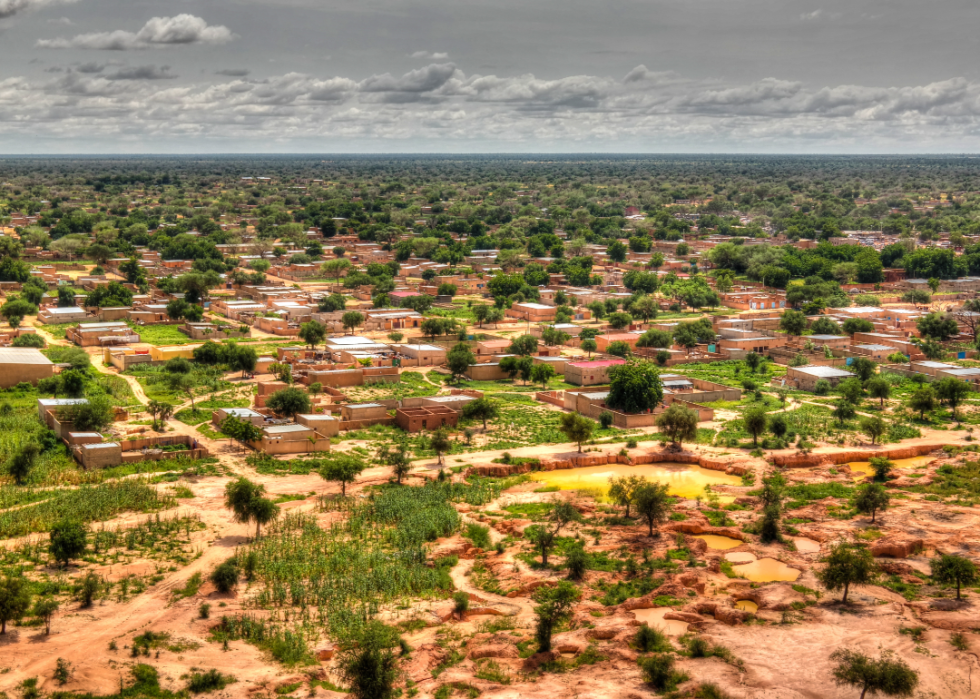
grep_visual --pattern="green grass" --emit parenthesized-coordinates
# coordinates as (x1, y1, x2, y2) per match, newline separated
(126, 322, 196, 345)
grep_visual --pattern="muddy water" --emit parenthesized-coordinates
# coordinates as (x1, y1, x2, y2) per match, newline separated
(734, 600, 759, 613)
(794, 538, 821, 553)
(731, 557, 801, 582)
(531, 463, 742, 500)
(633, 607, 690, 635)
(847, 456, 933, 479)
(694, 534, 743, 550)
(725, 551, 757, 563)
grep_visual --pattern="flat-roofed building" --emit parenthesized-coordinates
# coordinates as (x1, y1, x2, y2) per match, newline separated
(0, 347, 54, 388)
(564, 358, 626, 386)
(807, 334, 851, 349)
(37, 306, 89, 324)
(396, 343, 447, 366)
(296, 413, 340, 437)
(252, 423, 331, 455)
(852, 344, 899, 361)
(911, 360, 959, 377)
(505, 302, 557, 323)
(786, 365, 856, 391)
(212, 407, 266, 428)
(595, 333, 641, 352)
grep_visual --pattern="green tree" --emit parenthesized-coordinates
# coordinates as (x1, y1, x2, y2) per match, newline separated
(743, 406, 768, 447)
(607, 340, 632, 358)
(0, 575, 31, 634)
(866, 376, 891, 408)
(842, 318, 874, 335)
(224, 477, 279, 538)
(33, 597, 58, 635)
(319, 456, 366, 496)
(437, 282, 457, 297)
(607, 311, 633, 330)
(655, 403, 698, 446)
(817, 541, 878, 603)
(298, 320, 327, 350)
(607, 359, 664, 413)
(532, 580, 581, 652)
(837, 378, 864, 405)
(916, 312, 959, 341)
(558, 412, 594, 452)
(446, 342, 475, 383)
(934, 377, 971, 421)
(7, 443, 40, 485)
(508, 334, 538, 356)
(832, 399, 856, 427)
(608, 474, 647, 518)
(810, 317, 842, 335)
(908, 385, 936, 420)
(931, 554, 978, 601)
(530, 362, 556, 387)
(462, 397, 500, 429)
(850, 357, 877, 382)
(860, 415, 887, 445)
(636, 329, 672, 349)
(779, 309, 807, 336)
(500, 355, 533, 385)
(266, 387, 312, 417)
(49, 519, 87, 567)
(855, 483, 889, 524)
(745, 352, 763, 373)
(635, 482, 671, 537)
(869, 457, 893, 482)
(376, 440, 412, 485)
(580, 338, 598, 357)
(341, 311, 364, 334)
(530, 501, 582, 567)
(830, 648, 919, 699)
(428, 427, 452, 466)
(338, 621, 401, 699)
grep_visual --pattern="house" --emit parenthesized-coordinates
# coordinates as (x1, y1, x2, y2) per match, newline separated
(296, 413, 340, 437)
(505, 302, 557, 323)
(0, 347, 54, 388)
(37, 306, 89, 324)
(910, 361, 959, 377)
(475, 339, 512, 356)
(464, 362, 511, 381)
(595, 333, 641, 352)
(785, 365, 856, 391)
(395, 405, 459, 432)
(341, 403, 388, 421)
(396, 343, 447, 366)
(212, 407, 266, 428)
(564, 359, 626, 386)
(66, 321, 138, 347)
(851, 344, 899, 361)
(251, 423, 331, 455)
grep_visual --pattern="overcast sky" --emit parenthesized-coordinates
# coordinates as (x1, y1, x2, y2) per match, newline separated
(3, 0, 980, 153)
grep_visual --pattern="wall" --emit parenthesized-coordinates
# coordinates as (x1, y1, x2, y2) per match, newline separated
(0, 362, 55, 389)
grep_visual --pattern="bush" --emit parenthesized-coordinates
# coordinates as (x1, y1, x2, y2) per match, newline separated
(210, 560, 239, 593)
(813, 379, 831, 396)
(464, 522, 492, 550)
(626, 438, 638, 448)
(598, 410, 614, 428)
(453, 591, 470, 617)
(633, 624, 670, 653)
(565, 546, 589, 580)
(11, 333, 45, 348)
(187, 669, 236, 693)
(638, 653, 679, 691)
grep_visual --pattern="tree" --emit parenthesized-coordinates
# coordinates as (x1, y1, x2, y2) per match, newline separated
(869, 457, 892, 482)
(743, 406, 768, 447)
(338, 621, 401, 699)
(532, 580, 581, 653)
(146, 400, 174, 431)
(437, 282, 457, 297)
(508, 334, 538, 357)
(842, 318, 874, 335)
(12, 333, 45, 348)
(931, 554, 978, 601)
(166, 372, 196, 408)
(860, 415, 887, 445)
(341, 311, 364, 334)
(376, 440, 412, 485)
(319, 456, 366, 496)
(500, 355, 533, 385)
(866, 376, 891, 408)
(210, 560, 239, 593)
(607, 359, 664, 413)
(558, 412, 594, 452)
(655, 404, 698, 446)
(850, 357, 877, 382)
(541, 327, 571, 347)
(298, 320, 326, 350)
(607, 340, 632, 358)
(934, 377, 971, 421)
(817, 541, 878, 603)
(1, 297, 37, 321)
(745, 352, 763, 373)
(927, 277, 941, 294)
(916, 312, 959, 342)
(33, 597, 58, 635)
(607, 239, 628, 262)
(779, 309, 807, 336)
(909, 385, 936, 420)
(837, 378, 864, 405)
(58, 396, 114, 432)
(0, 575, 31, 634)
(530, 362, 556, 387)
(830, 648, 919, 699)
(420, 317, 456, 340)
(608, 474, 646, 518)
(580, 338, 598, 357)
(224, 477, 280, 538)
(636, 329, 672, 349)
(472, 304, 491, 327)
(902, 289, 932, 307)
(49, 519, 87, 567)
(531, 501, 582, 567)
(607, 311, 633, 330)
(429, 427, 451, 466)
(266, 387, 312, 417)
(630, 295, 659, 322)
(810, 317, 843, 335)
(446, 342, 475, 383)
(7, 443, 39, 485)
(635, 482, 671, 537)
(462, 396, 500, 429)
(832, 399, 857, 427)
(855, 483, 890, 524)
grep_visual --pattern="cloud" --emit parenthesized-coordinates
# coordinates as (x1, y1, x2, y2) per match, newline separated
(0, 0, 75, 19)
(75, 62, 104, 73)
(37, 14, 236, 50)
(46, 16, 72, 25)
(360, 63, 457, 93)
(800, 10, 822, 21)
(104, 65, 176, 81)
(215, 68, 250, 77)
(411, 50, 449, 60)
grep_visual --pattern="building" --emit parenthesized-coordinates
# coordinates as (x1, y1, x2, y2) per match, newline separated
(0, 347, 54, 388)
(37, 306, 89, 324)
(296, 413, 340, 437)
(251, 423, 331, 455)
(395, 405, 459, 432)
(66, 321, 139, 347)
(505, 302, 557, 323)
(785, 365, 856, 391)
(852, 344, 899, 361)
(212, 407, 266, 428)
(595, 333, 641, 353)
(564, 359, 626, 386)
(396, 343, 447, 366)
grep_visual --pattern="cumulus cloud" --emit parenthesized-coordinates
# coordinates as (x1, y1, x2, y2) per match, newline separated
(0, 0, 75, 19)
(360, 63, 458, 93)
(37, 14, 236, 50)
(411, 50, 449, 60)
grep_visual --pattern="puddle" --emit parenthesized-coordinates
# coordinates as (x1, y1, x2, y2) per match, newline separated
(531, 463, 742, 500)
(633, 608, 689, 635)
(731, 558, 801, 582)
(724, 551, 757, 563)
(847, 456, 933, 479)
(794, 538, 820, 553)
(694, 535, 743, 550)
(734, 600, 759, 613)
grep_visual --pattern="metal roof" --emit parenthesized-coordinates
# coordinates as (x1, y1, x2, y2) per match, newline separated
(263, 424, 311, 435)
(0, 348, 53, 366)
(794, 366, 855, 378)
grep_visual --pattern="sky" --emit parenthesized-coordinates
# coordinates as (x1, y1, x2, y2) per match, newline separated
(3, 0, 980, 153)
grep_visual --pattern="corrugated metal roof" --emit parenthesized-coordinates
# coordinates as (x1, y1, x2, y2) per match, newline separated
(0, 348, 53, 366)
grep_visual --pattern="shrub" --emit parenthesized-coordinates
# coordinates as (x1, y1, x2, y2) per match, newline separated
(565, 546, 589, 580)
(12, 333, 45, 348)
(633, 624, 671, 653)
(813, 379, 831, 396)
(464, 522, 492, 550)
(453, 591, 470, 618)
(187, 669, 236, 693)
(638, 653, 681, 691)
(598, 410, 614, 428)
(210, 560, 239, 593)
